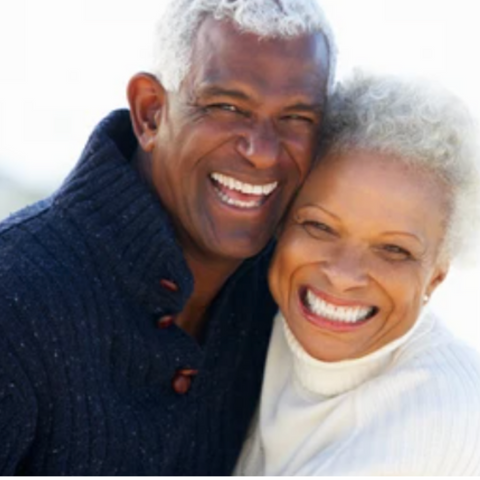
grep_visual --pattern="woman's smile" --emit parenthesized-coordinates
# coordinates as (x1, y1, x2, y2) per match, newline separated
(299, 286, 378, 332)
(268, 149, 449, 362)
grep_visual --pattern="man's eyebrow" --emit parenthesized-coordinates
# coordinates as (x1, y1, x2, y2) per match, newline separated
(197, 85, 250, 101)
(197, 85, 325, 112)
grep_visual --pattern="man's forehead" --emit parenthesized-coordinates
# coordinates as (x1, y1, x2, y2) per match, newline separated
(187, 18, 329, 104)
(194, 16, 328, 61)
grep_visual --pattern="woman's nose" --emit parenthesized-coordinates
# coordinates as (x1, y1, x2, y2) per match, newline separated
(320, 246, 369, 292)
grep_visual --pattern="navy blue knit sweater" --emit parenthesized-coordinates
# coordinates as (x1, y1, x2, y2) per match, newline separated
(0, 110, 277, 475)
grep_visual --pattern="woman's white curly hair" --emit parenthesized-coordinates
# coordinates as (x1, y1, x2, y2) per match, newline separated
(151, 0, 336, 93)
(320, 70, 480, 264)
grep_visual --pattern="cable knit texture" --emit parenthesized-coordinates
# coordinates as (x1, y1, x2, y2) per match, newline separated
(235, 310, 480, 476)
(0, 110, 277, 475)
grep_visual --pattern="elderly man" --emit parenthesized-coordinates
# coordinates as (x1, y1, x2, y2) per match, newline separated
(0, 0, 334, 475)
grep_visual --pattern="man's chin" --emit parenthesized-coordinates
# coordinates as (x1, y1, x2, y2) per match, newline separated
(199, 233, 272, 264)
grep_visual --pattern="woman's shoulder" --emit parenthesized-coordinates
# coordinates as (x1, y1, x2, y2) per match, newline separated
(350, 312, 480, 475)
(391, 310, 480, 388)
(371, 311, 480, 414)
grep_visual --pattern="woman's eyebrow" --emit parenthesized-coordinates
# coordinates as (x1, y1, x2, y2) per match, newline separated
(298, 203, 340, 221)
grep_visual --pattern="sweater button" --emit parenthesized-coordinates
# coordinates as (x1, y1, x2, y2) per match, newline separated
(159, 279, 179, 292)
(157, 315, 175, 329)
(172, 369, 198, 394)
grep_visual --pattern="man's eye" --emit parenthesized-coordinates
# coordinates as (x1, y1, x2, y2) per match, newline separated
(208, 103, 241, 113)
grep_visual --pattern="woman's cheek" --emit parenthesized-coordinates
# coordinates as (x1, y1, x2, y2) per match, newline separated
(270, 232, 313, 308)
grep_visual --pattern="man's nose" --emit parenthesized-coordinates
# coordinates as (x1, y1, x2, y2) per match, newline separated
(321, 246, 369, 292)
(236, 121, 280, 169)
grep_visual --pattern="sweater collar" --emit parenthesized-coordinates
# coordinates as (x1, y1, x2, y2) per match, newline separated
(53, 110, 194, 315)
(277, 308, 432, 398)
(52, 110, 273, 317)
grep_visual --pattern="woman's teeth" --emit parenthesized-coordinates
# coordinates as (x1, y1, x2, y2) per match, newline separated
(305, 289, 375, 323)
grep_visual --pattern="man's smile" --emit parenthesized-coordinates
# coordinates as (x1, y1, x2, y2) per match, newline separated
(210, 172, 279, 210)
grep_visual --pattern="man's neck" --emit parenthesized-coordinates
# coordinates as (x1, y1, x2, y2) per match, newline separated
(175, 251, 242, 339)
(131, 150, 243, 338)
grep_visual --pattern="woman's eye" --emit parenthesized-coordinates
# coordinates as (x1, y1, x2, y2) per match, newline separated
(381, 244, 412, 260)
(301, 220, 335, 238)
(283, 113, 314, 124)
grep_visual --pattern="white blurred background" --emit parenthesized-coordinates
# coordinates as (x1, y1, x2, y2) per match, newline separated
(1, 0, 479, 351)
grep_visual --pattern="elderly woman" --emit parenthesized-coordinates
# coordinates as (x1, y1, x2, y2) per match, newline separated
(235, 72, 480, 476)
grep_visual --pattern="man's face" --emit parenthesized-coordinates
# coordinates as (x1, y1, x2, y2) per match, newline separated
(150, 18, 329, 263)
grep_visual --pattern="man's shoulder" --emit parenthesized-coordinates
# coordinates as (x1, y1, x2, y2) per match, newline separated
(0, 197, 52, 267)
(0, 196, 51, 234)
(0, 196, 79, 306)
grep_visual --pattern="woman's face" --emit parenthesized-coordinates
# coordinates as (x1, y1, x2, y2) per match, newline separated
(269, 150, 450, 362)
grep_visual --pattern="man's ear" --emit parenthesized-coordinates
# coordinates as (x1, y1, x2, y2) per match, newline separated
(127, 73, 166, 152)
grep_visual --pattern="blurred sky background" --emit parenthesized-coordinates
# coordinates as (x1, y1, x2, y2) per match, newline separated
(1, 0, 479, 351)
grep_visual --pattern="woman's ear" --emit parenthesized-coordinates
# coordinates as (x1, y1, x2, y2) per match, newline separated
(425, 261, 450, 300)
(127, 73, 166, 152)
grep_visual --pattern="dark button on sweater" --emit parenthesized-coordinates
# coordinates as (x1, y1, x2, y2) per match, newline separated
(157, 315, 175, 329)
(160, 279, 179, 292)
(172, 369, 199, 394)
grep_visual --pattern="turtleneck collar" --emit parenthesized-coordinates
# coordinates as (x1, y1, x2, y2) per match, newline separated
(278, 308, 433, 398)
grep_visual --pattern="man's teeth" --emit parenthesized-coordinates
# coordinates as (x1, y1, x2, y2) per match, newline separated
(215, 189, 262, 209)
(305, 290, 374, 323)
(211, 173, 278, 196)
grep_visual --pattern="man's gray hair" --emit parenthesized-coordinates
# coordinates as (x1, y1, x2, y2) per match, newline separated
(321, 70, 480, 264)
(152, 0, 336, 92)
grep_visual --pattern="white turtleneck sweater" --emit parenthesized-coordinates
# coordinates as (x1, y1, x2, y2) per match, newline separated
(235, 310, 480, 476)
